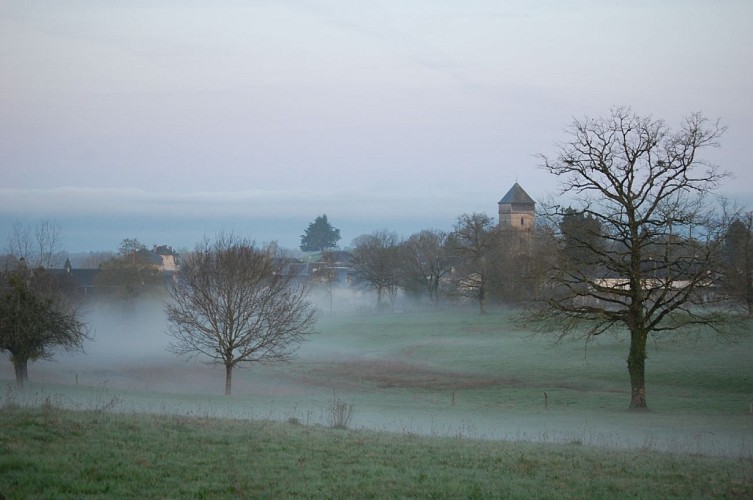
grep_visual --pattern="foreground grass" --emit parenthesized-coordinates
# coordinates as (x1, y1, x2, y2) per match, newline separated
(1, 406, 752, 498)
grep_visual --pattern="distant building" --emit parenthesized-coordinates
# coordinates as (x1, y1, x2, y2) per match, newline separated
(498, 182, 535, 231)
(152, 245, 180, 272)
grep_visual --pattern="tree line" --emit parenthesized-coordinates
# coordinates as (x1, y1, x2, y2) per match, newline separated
(326, 204, 752, 322)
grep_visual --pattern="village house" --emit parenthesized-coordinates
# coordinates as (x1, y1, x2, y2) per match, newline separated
(151, 245, 180, 272)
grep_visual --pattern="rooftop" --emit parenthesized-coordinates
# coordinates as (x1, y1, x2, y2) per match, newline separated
(498, 183, 535, 205)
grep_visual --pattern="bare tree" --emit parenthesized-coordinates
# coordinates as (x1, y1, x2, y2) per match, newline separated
(400, 229, 452, 305)
(310, 250, 341, 313)
(487, 226, 556, 304)
(6, 220, 64, 269)
(0, 265, 89, 387)
(534, 107, 728, 409)
(722, 211, 753, 317)
(165, 234, 316, 395)
(449, 213, 498, 314)
(351, 231, 402, 312)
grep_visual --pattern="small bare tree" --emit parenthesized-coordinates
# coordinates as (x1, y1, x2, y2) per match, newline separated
(722, 211, 753, 317)
(165, 234, 316, 395)
(400, 229, 453, 305)
(351, 230, 402, 312)
(6, 220, 64, 269)
(534, 107, 729, 409)
(449, 213, 498, 314)
(310, 250, 340, 313)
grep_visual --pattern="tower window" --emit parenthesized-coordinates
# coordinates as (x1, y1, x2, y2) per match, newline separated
(521, 217, 524, 226)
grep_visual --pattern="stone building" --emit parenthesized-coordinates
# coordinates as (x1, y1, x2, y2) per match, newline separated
(498, 182, 535, 230)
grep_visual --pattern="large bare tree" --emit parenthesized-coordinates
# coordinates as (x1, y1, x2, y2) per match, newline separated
(536, 107, 728, 409)
(165, 235, 316, 395)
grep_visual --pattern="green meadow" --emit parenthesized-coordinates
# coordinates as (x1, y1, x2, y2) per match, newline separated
(1, 306, 752, 497)
(2, 406, 751, 498)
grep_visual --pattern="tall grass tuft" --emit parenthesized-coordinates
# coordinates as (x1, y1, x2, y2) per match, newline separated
(329, 388, 354, 429)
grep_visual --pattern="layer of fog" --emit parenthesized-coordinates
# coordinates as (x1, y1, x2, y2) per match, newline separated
(1, 290, 750, 459)
(0, 287, 387, 391)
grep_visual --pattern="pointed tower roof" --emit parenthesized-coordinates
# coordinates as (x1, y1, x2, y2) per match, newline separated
(498, 182, 534, 205)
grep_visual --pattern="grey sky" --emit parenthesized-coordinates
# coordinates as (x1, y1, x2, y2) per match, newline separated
(1, 1, 751, 252)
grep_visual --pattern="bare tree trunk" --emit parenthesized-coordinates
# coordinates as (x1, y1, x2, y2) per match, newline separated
(478, 274, 487, 315)
(224, 364, 233, 396)
(479, 258, 488, 314)
(627, 330, 648, 409)
(13, 358, 28, 388)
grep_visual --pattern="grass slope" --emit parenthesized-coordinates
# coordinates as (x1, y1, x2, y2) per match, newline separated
(2, 307, 752, 497)
(1, 406, 752, 498)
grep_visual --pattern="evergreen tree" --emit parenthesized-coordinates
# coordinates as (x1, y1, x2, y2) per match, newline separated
(300, 215, 341, 252)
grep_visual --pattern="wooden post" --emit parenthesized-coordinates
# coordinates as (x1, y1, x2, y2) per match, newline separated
(544, 391, 548, 410)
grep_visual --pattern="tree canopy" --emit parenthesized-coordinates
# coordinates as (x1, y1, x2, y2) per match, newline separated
(0, 267, 89, 387)
(300, 215, 341, 252)
(95, 238, 161, 296)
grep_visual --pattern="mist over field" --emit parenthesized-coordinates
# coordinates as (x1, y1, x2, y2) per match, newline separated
(2, 290, 751, 459)
(0, 288, 385, 392)
(3, 6, 753, 496)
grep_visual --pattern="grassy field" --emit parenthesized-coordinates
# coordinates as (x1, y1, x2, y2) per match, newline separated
(1, 305, 752, 496)
(1, 406, 751, 498)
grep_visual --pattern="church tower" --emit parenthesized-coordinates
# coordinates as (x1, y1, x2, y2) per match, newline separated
(498, 182, 535, 231)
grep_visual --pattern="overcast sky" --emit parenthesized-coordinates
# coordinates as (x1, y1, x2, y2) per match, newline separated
(2, 1, 752, 253)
